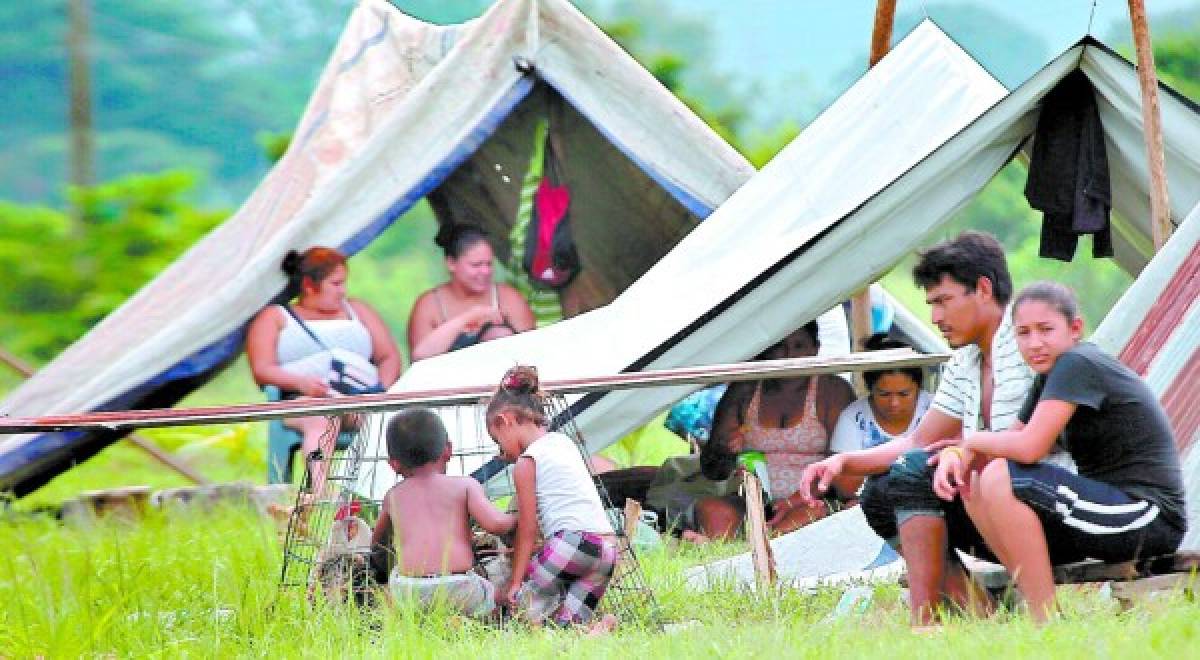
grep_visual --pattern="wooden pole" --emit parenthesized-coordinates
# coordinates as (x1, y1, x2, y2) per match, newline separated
(869, 0, 898, 68)
(1127, 0, 1173, 249)
(743, 471, 777, 589)
(622, 498, 642, 547)
(849, 1, 899, 374)
(67, 0, 94, 191)
(0, 347, 210, 485)
(0, 348, 34, 379)
(121, 436, 211, 485)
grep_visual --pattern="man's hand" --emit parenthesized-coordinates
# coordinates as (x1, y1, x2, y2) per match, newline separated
(923, 437, 962, 467)
(932, 447, 972, 501)
(797, 454, 846, 506)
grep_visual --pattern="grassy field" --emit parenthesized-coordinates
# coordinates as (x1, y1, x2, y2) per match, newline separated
(1, 505, 1197, 658)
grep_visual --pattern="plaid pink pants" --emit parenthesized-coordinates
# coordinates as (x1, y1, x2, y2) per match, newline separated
(518, 530, 617, 625)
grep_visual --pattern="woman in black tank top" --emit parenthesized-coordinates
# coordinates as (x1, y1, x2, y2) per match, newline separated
(408, 224, 535, 361)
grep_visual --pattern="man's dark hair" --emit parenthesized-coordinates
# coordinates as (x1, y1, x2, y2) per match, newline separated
(386, 408, 448, 469)
(912, 231, 1012, 305)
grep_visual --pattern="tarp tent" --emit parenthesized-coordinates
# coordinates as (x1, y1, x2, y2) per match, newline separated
(0, 0, 759, 495)
(1092, 202, 1200, 551)
(353, 19, 1009, 494)
(358, 18, 1200, 545)
(690, 203, 1200, 592)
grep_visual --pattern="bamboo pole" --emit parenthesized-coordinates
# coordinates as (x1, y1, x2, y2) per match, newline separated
(0, 348, 34, 379)
(622, 498, 642, 547)
(0, 347, 209, 485)
(850, 1, 899, 360)
(0, 350, 950, 434)
(1127, 0, 1173, 249)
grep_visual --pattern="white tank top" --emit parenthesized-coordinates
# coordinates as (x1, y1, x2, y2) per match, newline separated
(520, 432, 613, 537)
(275, 303, 376, 383)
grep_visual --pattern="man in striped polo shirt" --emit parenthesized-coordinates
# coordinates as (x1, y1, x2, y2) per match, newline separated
(800, 231, 1037, 626)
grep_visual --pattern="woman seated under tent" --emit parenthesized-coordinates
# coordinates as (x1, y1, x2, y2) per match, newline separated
(680, 322, 857, 540)
(829, 334, 932, 458)
(601, 308, 858, 536)
(408, 224, 536, 361)
(246, 247, 403, 493)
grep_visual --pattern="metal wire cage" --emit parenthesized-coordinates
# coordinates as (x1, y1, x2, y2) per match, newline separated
(0, 351, 943, 626)
(277, 395, 659, 626)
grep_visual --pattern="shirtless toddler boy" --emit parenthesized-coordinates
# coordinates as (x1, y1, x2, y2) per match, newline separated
(371, 408, 515, 617)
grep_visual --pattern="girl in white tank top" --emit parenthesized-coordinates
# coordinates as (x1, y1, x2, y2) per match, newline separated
(484, 366, 618, 631)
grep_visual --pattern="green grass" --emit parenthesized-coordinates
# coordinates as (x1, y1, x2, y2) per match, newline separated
(1, 506, 1197, 657)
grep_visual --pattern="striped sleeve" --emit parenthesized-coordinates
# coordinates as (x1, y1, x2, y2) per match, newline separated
(989, 311, 1036, 430)
(931, 356, 969, 420)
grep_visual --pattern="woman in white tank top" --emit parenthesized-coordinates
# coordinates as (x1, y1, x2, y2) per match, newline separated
(246, 247, 402, 493)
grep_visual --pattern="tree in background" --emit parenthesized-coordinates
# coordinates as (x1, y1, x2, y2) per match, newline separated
(0, 172, 225, 363)
(1150, 31, 1200, 102)
(0, 0, 356, 204)
(3, 1, 1199, 368)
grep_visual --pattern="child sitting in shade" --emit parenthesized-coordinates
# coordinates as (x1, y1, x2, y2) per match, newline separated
(486, 365, 620, 634)
(371, 407, 515, 618)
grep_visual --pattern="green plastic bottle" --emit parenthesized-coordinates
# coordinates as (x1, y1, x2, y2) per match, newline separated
(737, 450, 772, 499)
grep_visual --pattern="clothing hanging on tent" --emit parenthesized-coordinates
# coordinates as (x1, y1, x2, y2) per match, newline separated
(1025, 70, 1113, 261)
(509, 118, 565, 326)
(524, 98, 581, 290)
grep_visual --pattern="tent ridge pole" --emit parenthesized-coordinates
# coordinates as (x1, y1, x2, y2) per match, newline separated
(851, 0, 898, 363)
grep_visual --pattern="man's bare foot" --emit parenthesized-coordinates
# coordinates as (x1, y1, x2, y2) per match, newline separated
(585, 613, 618, 636)
(681, 530, 711, 545)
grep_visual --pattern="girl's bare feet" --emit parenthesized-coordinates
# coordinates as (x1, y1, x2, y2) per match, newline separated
(585, 613, 619, 636)
(681, 530, 711, 545)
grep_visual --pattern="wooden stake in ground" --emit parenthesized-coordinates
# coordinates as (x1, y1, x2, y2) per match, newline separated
(623, 498, 642, 547)
(743, 471, 777, 589)
(0, 346, 210, 485)
(1128, 0, 1173, 249)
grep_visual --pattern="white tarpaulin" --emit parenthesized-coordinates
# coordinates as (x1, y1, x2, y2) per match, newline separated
(352, 20, 1009, 495)
(360, 26, 1200, 536)
(690, 203, 1200, 593)
(0, 0, 755, 494)
(684, 507, 898, 591)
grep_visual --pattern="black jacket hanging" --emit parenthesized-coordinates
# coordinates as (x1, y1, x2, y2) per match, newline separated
(1024, 70, 1114, 261)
